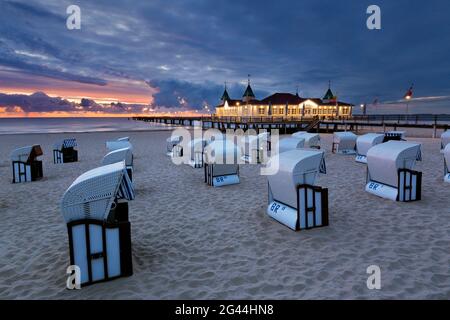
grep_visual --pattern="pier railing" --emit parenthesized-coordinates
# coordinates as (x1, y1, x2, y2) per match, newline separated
(133, 114, 450, 135)
(134, 114, 450, 124)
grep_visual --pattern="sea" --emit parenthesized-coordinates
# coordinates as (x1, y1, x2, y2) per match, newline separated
(0, 117, 173, 135)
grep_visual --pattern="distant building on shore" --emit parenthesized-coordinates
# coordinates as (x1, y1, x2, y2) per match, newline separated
(215, 79, 353, 119)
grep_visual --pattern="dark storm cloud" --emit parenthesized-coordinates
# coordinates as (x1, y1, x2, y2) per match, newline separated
(0, 0, 450, 112)
(0, 56, 107, 86)
(147, 79, 270, 109)
(0, 92, 148, 113)
(0, 91, 76, 112)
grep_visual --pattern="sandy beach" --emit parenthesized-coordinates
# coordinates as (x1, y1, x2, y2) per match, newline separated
(0, 129, 449, 299)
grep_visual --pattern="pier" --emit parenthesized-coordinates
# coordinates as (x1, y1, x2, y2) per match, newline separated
(133, 114, 450, 137)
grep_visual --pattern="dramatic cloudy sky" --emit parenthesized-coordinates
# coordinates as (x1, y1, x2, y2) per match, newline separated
(0, 0, 450, 115)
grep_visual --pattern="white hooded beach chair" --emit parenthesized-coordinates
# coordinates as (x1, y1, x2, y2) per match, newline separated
(366, 141, 422, 202)
(206, 133, 225, 144)
(11, 145, 43, 183)
(166, 135, 182, 156)
(292, 132, 320, 149)
(267, 149, 328, 231)
(61, 161, 135, 286)
(355, 133, 385, 163)
(276, 137, 305, 154)
(204, 140, 241, 187)
(443, 144, 450, 183)
(53, 138, 78, 164)
(441, 131, 450, 153)
(332, 132, 357, 154)
(258, 131, 271, 151)
(384, 131, 406, 141)
(240, 134, 269, 164)
(102, 147, 133, 181)
(240, 135, 256, 163)
(106, 137, 133, 152)
(186, 138, 207, 168)
(171, 132, 225, 167)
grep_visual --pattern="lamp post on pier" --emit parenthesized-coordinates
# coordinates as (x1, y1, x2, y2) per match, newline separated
(360, 103, 367, 116)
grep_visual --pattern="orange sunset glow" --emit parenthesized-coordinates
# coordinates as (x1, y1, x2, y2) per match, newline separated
(0, 106, 207, 118)
(0, 70, 154, 105)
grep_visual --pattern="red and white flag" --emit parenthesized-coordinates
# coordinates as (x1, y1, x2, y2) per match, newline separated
(404, 84, 414, 99)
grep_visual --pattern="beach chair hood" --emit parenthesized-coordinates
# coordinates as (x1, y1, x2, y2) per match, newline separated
(333, 132, 357, 153)
(204, 140, 241, 164)
(292, 132, 320, 147)
(53, 138, 77, 151)
(10, 145, 43, 162)
(367, 141, 422, 188)
(167, 135, 182, 144)
(102, 147, 133, 167)
(267, 149, 326, 208)
(278, 137, 305, 154)
(166, 135, 183, 154)
(356, 133, 385, 156)
(61, 161, 134, 223)
(334, 131, 356, 143)
(106, 138, 132, 152)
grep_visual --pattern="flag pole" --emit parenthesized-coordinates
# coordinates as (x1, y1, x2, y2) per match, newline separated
(406, 100, 409, 123)
(404, 83, 413, 124)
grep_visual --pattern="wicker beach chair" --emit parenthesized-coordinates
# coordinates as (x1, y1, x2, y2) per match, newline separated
(102, 147, 133, 181)
(11, 145, 43, 183)
(292, 132, 321, 149)
(240, 135, 266, 164)
(267, 149, 328, 231)
(366, 141, 422, 201)
(61, 161, 135, 286)
(441, 131, 450, 153)
(166, 135, 182, 156)
(384, 131, 406, 142)
(355, 133, 385, 163)
(332, 132, 357, 154)
(204, 140, 241, 187)
(187, 138, 207, 168)
(53, 138, 78, 164)
(443, 144, 450, 183)
(275, 137, 305, 154)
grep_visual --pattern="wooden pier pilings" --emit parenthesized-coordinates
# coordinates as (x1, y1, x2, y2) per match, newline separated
(132, 115, 313, 134)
